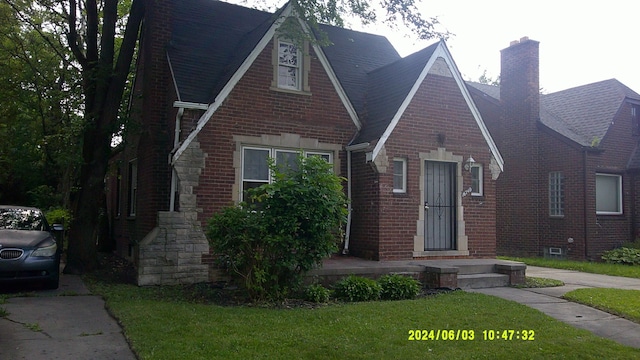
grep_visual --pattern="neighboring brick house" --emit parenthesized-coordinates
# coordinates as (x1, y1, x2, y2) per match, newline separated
(469, 37, 640, 260)
(107, 0, 504, 285)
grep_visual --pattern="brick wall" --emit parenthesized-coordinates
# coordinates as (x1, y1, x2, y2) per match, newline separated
(494, 38, 541, 257)
(374, 71, 498, 260)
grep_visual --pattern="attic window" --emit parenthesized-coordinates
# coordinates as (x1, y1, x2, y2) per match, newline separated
(278, 41, 300, 90)
(272, 39, 310, 93)
(633, 105, 639, 135)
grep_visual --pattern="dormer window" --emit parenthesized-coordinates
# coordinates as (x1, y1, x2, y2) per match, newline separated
(272, 39, 310, 93)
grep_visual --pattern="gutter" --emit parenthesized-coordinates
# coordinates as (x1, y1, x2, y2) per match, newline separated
(343, 142, 370, 254)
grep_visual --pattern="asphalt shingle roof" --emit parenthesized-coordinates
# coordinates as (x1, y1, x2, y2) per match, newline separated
(166, 0, 445, 147)
(468, 79, 640, 147)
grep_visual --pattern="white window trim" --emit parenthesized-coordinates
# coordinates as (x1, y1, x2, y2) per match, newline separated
(393, 158, 407, 193)
(596, 173, 623, 215)
(241, 146, 333, 202)
(471, 164, 483, 196)
(272, 39, 311, 94)
(549, 171, 564, 217)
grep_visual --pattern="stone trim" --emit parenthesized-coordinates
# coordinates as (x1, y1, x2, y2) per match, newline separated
(413, 148, 469, 256)
(232, 133, 343, 203)
(136, 141, 209, 285)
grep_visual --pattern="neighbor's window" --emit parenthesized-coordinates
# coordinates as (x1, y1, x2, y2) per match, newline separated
(241, 147, 332, 201)
(549, 171, 564, 216)
(596, 173, 622, 215)
(393, 158, 407, 193)
(128, 159, 138, 217)
(277, 40, 301, 90)
(471, 164, 483, 196)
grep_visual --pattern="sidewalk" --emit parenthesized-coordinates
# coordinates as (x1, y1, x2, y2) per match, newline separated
(0, 274, 136, 360)
(469, 266, 640, 349)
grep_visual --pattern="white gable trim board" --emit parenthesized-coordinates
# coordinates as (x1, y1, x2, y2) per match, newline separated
(171, 4, 361, 165)
(368, 41, 504, 172)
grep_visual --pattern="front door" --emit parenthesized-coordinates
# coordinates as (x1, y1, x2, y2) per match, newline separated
(424, 161, 456, 250)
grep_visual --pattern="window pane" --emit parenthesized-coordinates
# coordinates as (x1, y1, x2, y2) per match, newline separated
(549, 172, 564, 216)
(596, 174, 621, 214)
(393, 160, 405, 192)
(243, 148, 270, 180)
(278, 42, 298, 66)
(275, 150, 299, 172)
(306, 152, 331, 162)
(471, 165, 482, 196)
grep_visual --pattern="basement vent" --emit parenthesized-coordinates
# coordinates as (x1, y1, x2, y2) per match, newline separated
(543, 246, 566, 259)
(548, 247, 562, 255)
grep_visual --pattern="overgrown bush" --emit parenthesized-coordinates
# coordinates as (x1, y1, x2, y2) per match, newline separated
(601, 247, 640, 265)
(45, 207, 72, 228)
(621, 239, 640, 249)
(378, 274, 421, 300)
(333, 275, 381, 302)
(304, 284, 331, 303)
(207, 154, 347, 301)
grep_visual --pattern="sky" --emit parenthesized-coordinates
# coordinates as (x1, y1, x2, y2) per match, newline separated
(357, 0, 640, 94)
(227, 0, 639, 94)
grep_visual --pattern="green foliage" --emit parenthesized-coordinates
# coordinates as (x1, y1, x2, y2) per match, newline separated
(304, 284, 331, 303)
(207, 154, 347, 301)
(45, 207, 72, 228)
(333, 275, 381, 302)
(514, 277, 564, 288)
(621, 239, 640, 249)
(377, 274, 421, 300)
(601, 247, 640, 266)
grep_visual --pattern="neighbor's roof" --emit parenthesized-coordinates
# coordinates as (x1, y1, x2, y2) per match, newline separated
(468, 79, 640, 147)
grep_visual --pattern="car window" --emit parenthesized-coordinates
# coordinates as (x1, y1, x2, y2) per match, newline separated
(0, 208, 46, 231)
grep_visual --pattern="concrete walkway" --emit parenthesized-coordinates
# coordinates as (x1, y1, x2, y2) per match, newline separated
(470, 266, 640, 349)
(0, 274, 136, 360)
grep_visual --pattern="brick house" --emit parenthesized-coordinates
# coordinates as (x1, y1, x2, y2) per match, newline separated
(469, 37, 640, 260)
(107, 0, 504, 285)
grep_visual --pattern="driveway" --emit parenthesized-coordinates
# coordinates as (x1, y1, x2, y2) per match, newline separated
(0, 274, 136, 360)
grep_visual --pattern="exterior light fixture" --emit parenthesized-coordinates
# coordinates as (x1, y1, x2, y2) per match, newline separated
(464, 156, 476, 172)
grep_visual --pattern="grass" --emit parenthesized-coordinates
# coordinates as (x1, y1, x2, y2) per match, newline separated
(88, 281, 640, 360)
(500, 257, 640, 278)
(515, 277, 564, 288)
(563, 288, 640, 323)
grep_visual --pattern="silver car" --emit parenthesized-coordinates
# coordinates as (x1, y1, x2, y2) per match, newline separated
(0, 206, 62, 289)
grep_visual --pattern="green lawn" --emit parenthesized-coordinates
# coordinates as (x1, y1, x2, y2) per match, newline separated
(500, 257, 640, 278)
(563, 288, 640, 323)
(88, 281, 640, 360)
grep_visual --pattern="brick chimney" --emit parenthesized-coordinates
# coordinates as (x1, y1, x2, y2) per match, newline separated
(495, 37, 541, 257)
(500, 36, 540, 123)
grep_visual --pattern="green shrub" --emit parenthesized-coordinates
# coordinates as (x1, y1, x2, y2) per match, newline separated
(333, 275, 381, 302)
(621, 239, 640, 249)
(304, 284, 331, 303)
(601, 247, 640, 265)
(207, 154, 348, 302)
(378, 274, 421, 300)
(45, 207, 72, 228)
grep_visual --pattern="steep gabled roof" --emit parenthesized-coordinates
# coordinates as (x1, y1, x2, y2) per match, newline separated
(166, 1, 502, 170)
(168, 0, 273, 104)
(354, 43, 439, 144)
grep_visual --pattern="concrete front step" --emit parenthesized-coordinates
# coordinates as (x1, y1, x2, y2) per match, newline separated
(457, 273, 510, 289)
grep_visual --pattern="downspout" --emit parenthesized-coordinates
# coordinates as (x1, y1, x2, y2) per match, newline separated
(583, 148, 589, 259)
(343, 148, 352, 255)
(169, 107, 184, 212)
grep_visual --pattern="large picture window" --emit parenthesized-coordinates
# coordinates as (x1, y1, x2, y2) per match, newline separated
(549, 171, 564, 217)
(241, 147, 332, 201)
(596, 173, 622, 215)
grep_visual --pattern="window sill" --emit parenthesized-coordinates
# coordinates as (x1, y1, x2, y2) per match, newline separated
(270, 86, 311, 96)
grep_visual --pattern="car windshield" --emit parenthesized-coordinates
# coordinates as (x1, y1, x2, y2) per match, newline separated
(0, 208, 46, 231)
